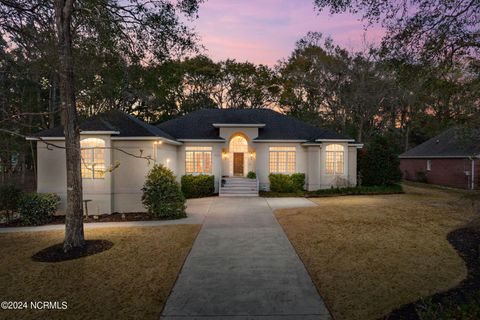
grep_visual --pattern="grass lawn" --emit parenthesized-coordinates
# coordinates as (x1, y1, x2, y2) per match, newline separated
(0, 225, 200, 320)
(275, 184, 478, 320)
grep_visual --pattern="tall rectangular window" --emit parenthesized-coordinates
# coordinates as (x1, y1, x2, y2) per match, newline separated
(269, 147, 296, 174)
(81, 138, 105, 179)
(185, 146, 212, 174)
(426, 160, 431, 171)
(325, 144, 344, 175)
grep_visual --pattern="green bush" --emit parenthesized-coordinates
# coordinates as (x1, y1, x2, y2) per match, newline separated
(416, 171, 427, 183)
(181, 174, 215, 198)
(358, 136, 402, 186)
(290, 173, 305, 191)
(246, 171, 256, 179)
(142, 164, 186, 219)
(310, 184, 403, 196)
(269, 173, 305, 193)
(0, 185, 23, 221)
(19, 193, 60, 225)
(260, 184, 403, 197)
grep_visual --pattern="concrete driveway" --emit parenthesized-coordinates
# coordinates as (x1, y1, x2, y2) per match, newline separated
(161, 197, 330, 320)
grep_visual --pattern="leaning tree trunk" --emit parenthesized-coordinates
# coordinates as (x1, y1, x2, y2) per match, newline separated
(55, 0, 85, 251)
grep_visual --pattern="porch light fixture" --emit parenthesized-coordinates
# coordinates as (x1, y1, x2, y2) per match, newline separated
(249, 152, 255, 160)
(154, 140, 163, 145)
(222, 152, 228, 159)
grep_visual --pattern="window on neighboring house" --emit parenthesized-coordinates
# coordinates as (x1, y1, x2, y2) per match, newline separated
(81, 138, 106, 179)
(426, 160, 431, 171)
(185, 146, 212, 174)
(269, 147, 296, 174)
(325, 144, 344, 175)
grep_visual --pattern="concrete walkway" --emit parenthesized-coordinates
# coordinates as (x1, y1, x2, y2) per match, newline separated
(0, 197, 213, 234)
(161, 197, 330, 320)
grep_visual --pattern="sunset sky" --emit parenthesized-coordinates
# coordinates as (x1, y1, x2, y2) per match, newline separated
(192, 0, 385, 66)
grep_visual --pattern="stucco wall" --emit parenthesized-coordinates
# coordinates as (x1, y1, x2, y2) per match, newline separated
(177, 142, 224, 192)
(319, 142, 352, 188)
(111, 140, 157, 213)
(37, 141, 67, 214)
(400, 158, 479, 190)
(254, 142, 308, 190)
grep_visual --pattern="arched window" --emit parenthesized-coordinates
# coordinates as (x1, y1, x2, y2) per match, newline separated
(229, 135, 248, 152)
(81, 138, 105, 179)
(325, 144, 344, 175)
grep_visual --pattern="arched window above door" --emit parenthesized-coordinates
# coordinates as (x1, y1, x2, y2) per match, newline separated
(229, 135, 248, 152)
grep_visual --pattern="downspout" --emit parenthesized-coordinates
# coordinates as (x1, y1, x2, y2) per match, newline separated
(472, 158, 475, 191)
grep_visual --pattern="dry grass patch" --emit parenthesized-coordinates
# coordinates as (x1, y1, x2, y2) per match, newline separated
(275, 184, 477, 320)
(0, 225, 200, 320)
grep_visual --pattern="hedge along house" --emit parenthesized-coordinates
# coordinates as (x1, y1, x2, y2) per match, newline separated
(399, 128, 480, 190)
(28, 108, 361, 215)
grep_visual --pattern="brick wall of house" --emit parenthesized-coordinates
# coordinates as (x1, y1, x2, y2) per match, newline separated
(400, 158, 480, 190)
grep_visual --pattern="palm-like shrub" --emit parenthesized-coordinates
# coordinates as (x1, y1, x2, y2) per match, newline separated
(142, 164, 186, 219)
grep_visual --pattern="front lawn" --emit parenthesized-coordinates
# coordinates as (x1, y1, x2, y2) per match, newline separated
(0, 225, 200, 320)
(275, 184, 478, 320)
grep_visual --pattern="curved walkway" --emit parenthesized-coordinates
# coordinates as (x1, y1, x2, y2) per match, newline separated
(161, 197, 330, 319)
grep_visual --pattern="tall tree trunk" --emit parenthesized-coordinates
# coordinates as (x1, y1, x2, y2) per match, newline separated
(55, 0, 85, 251)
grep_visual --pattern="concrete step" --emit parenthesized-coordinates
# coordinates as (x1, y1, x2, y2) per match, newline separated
(220, 187, 258, 192)
(220, 194, 258, 197)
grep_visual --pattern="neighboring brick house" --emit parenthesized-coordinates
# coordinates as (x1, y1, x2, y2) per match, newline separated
(399, 128, 479, 190)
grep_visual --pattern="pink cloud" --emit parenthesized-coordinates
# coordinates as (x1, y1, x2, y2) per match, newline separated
(189, 0, 385, 66)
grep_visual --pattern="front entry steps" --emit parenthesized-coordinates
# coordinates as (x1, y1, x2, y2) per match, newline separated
(219, 177, 259, 197)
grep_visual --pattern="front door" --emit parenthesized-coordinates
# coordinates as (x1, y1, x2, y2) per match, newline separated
(233, 153, 244, 176)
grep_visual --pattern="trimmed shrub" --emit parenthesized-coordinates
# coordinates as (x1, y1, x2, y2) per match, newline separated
(290, 173, 305, 191)
(19, 193, 60, 225)
(181, 174, 215, 198)
(142, 164, 186, 219)
(247, 171, 256, 179)
(358, 136, 402, 186)
(0, 185, 22, 221)
(269, 173, 305, 193)
(416, 171, 427, 183)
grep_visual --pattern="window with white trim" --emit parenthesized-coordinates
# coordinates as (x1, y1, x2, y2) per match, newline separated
(325, 144, 344, 175)
(81, 138, 105, 179)
(185, 146, 212, 174)
(269, 147, 296, 174)
(426, 160, 431, 171)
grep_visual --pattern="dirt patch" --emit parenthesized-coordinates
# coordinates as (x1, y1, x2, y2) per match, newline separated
(386, 226, 480, 319)
(32, 240, 114, 263)
(1, 212, 163, 227)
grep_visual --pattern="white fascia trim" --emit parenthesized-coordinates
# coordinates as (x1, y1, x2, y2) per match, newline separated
(349, 144, 364, 148)
(212, 123, 266, 128)
(80, 131, 120, 135)
(111, 136, 182, 145)
(399, 155, 471, 159)
(253, 139, 307, 143)
(178, 139, 226, 142)
(26, 137, 64, 141)
(315, 139, 355, 142)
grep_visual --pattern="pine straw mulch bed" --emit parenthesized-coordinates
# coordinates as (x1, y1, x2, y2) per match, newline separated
(386, 224, 480, 319)
(32, 240, 114, 262)
(0, 225, 201, 320)
(275, 184, 479, 320)
(0, 212, 164, 228)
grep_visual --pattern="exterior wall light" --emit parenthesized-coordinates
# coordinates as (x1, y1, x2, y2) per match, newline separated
(249, 152, 255, 160)
(222, 152, 228, 159)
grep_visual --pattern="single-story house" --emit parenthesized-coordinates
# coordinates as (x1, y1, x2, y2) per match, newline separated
(28, 108, 361, 214)
(399, 127, 479, 190)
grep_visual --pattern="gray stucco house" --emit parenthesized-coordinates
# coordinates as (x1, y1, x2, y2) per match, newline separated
(28, 108, 361, 214)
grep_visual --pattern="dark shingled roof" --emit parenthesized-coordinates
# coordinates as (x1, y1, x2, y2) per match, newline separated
(400, 127, 480, 158)
(33, 110, 176, 140)
(157, 108, 352, 141)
